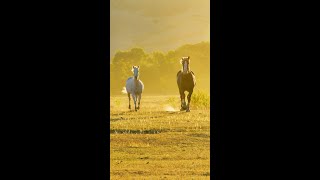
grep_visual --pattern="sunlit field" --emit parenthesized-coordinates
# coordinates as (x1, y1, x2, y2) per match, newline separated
(110, 94, 210, 179)
(110, 0, 210, 178)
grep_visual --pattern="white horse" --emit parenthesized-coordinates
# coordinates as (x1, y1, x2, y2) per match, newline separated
(122, 66, 144, 111)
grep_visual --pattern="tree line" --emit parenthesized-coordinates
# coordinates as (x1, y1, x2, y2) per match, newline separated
(110, 41, 210, 95)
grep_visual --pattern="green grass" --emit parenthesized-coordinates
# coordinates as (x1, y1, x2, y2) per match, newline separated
(110, 95, 210, 179)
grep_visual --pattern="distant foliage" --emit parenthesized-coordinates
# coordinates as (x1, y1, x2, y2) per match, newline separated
(110, 42, 210, 95)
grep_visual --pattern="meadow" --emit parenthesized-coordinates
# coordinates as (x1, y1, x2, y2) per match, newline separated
(110, 93, 210, 179)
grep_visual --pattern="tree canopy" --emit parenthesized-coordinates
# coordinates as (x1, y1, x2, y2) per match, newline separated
(110, 42, 210, 95)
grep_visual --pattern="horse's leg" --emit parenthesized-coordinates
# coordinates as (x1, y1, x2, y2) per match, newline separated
(137, 93, 141, 110)
(186, 90, 193, 112)
(132, 93, 137, 111)
(128, 93, 131, 109)
(180, 90, 186, 111)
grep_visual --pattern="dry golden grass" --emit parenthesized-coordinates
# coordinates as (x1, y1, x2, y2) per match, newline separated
(110, 95, 210, 179)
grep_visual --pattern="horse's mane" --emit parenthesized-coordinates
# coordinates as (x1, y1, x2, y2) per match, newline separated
(177, 71, 181, 77)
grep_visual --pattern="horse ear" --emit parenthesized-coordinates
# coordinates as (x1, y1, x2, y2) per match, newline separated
(137, 65, 140, 68)
(188, 56, 190, 59)
(180, 59, 183, 64)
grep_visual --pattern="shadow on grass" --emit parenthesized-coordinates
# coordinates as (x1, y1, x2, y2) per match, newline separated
(110, 117, 124, 122)
(111, 110, 183, 115)
(110, 111, 184, 122)
(187, 133, 210, 138)
(110, 128, 170, 134)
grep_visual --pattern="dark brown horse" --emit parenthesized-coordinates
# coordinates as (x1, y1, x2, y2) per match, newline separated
(177, 56, 196, 112)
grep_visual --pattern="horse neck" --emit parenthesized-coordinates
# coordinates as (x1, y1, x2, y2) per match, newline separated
(182, 69, 190, 75)
(182, 66, 190, 74)
(133, 76, 139, 87)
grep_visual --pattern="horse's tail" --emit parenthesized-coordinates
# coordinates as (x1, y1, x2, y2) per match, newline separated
(121, 87, 127, 94)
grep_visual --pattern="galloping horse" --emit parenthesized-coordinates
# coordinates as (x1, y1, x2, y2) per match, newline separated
(177, 56, 196, 112)
(125, 66, 144, 111)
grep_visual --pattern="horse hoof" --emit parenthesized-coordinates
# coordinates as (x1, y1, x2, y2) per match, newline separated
(186, 109, 190, 112)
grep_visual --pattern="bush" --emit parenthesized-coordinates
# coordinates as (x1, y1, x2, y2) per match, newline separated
(191, 90, 210, 109)
(166, 90, 210, 110)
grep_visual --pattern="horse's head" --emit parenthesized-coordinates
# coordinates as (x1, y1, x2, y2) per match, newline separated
(132, 65, 140, 79)
(180, 56, 190, 74)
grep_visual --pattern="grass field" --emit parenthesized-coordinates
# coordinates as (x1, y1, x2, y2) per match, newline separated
(110, 94, 210, 179)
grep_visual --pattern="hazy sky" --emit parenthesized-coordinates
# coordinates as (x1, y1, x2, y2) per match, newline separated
(110, 0, 210, 59)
